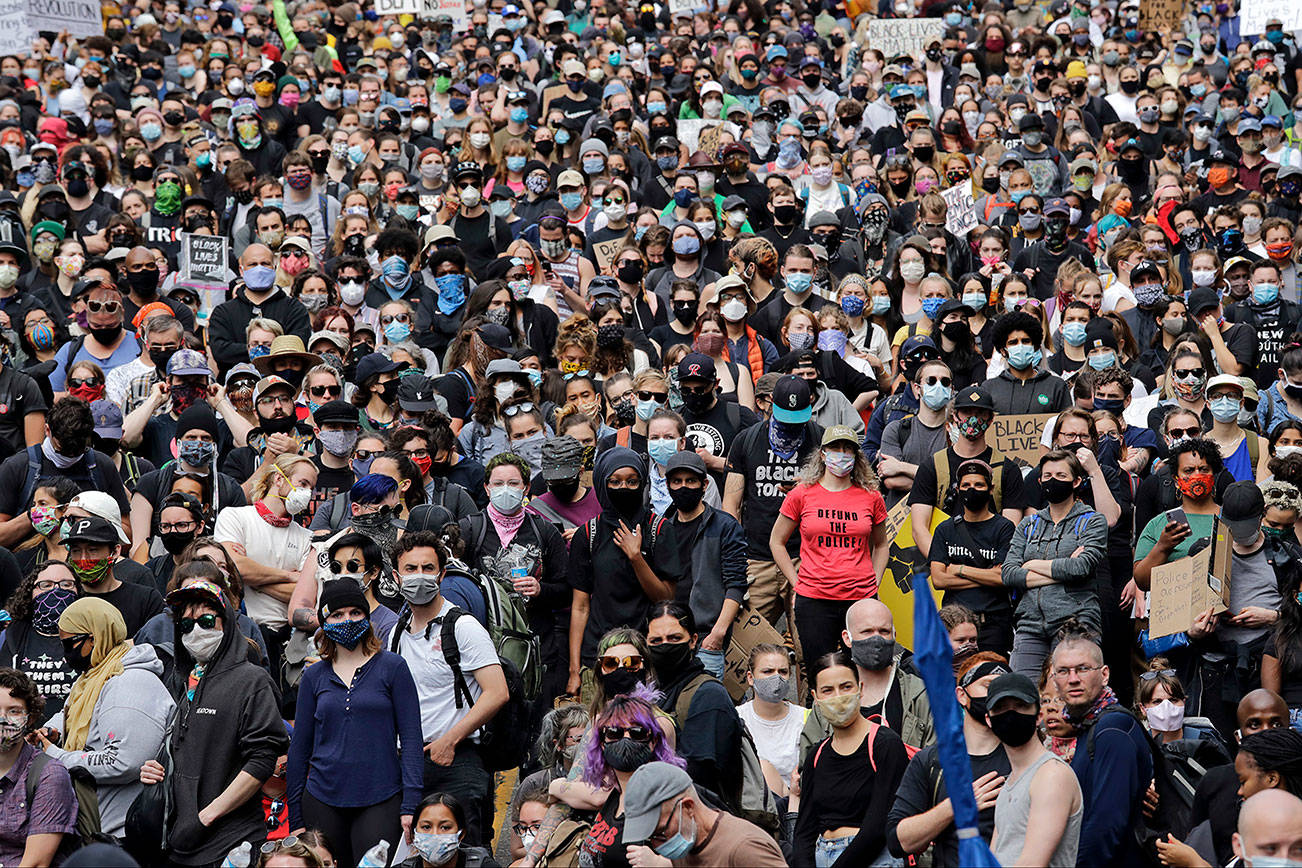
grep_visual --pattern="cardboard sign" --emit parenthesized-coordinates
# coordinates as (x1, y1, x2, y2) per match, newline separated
(867, 19, 944, 61)
(1148, 520, 1232, 638)
(941, 184, 977, 237)
(180, 233, 228, 284)
(378, 0, 421, 13)
(1239, 0, 1302, 35)
(1139, 0, 1189, 35)
(0, 0, 32, 56)
(878, 500, 946, 651)
(419, 0, 468, 29)
(723, 607, 787, 702)
(990, 413, 1055, 467)
(27, 0, 103, 37)
(590, 238, 624, 274)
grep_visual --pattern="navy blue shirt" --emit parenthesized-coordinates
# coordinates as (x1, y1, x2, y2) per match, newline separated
(286, 649, 424, 826)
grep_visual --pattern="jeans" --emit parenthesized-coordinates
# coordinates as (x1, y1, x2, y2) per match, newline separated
(422, 742, 493, 847)
(814, 834, 901, 867)
(1009, 626, 1054, 679)
(697, 647, 726, 678)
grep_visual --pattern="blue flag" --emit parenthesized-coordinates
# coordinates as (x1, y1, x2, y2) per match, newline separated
(912, 574, 1002, 867)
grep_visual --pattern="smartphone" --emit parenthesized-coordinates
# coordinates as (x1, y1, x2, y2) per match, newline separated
(1166, 507, 1190, 529)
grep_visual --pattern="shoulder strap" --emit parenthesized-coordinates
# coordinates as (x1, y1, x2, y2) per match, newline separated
(440, 607, 475, 710)
(527, 496, 569, 528)
(935, 448, 951, 511)
(672, 671, 715, 730)
(725, 401, 741, 429)
(1247, 432, 1259, 467)
(25, 751, 52, 808)
(318, 194, 329, 232)
(471, 512, 490, 559)
(331, 493, 347, 530)
(586, 516, 598, 559)
(19, 445, 41, 511)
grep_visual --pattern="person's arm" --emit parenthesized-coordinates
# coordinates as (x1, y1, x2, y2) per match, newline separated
(198, 771, 264, 828)
(210, 387, 254, 447)
(122, 382, 167, 449)
(911, 504, 936, 560)
(287, 568, 320, 632)
(870, 518, 889, 586)
(425, 662, 508, 763)
(1262, 651, 1282, 694)
(1133, 521, 1191, 591)
(285, 666, 316, 830)
(1014, 758, 1079, 867)
(20, 757, 75, 868)
(613, 520, 676, 600)
(722, 471, 744, 521)
(1199, 316, 1245, 375)
(128, 491, 154, 563)
(392, 660, 425, 833)
(769, 513, 799, 587)
(1078, 449, 1121, 527)
(1041, 512, 1107, 584)
(1001, 516, 1031, 592)
(42, 693, 170, 784)
(23, 411, 44, 448)
(704, 517, 749, 651)
(20, 834, 62, 868)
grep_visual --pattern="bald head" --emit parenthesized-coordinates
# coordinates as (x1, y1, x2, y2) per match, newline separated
(1239, 689, 1290, 737)
(240, 243, 273, 270)
(843, 598, 894, 646)
(124, 246, 155, 269)
(1235, 789, 1302, 866)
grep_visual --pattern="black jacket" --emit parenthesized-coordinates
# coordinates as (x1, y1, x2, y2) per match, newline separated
(207, 288, 311, 374)
(165, 597, 288, 865)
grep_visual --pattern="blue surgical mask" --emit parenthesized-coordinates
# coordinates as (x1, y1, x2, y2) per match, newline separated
(636, 398, 659, 421)
(1003, 296, 1023, 312)
(413, 831, 461, 864)
(506, 155, 527, 172)
(962, 291, 986, 311)
(672, 235, 701, 256)
(921, 297, 945, 320)
(648, 438, 678, 465)
(648, 100, 667, 114)
(1062, 321, 1087, 346)
(655, 802, 696, 859)
(1088, 351, 1116, 370)
(1209, 396, 1241, 423)
(510, 106, 528, 123)
(785, 272, 812, 294)
(560, 192, 584, 211)
(384, 320, 412, 343)
(582, 157, 605, 174)
(921, 381, 952, 410)
(871, 295, 892, 315)
(1007, 344, 1040, 370)
(1253, 282, 1280, 305)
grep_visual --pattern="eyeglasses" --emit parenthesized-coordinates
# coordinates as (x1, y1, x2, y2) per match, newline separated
(1053, 663, 1102, 678)
(179, 613, 220, 634)
(513, 822, 541, 837)
(85, 299, 121, 314)
(261, 836, 300, 855)
(34, 579, 76, 592)
(256, 394, 295, 406)
(502, 401, 536, 418)
(404, 447, 430, 459)
(159, 520, 198, 533)
(380, 313, 411, 325)
(1139, 669, 1176, 681)
(600, 724, 653, 743)
(309, 384, 342, 398)
(598, 653, 643, 674)
(68, 377, 103, 389)
(637, 391, 668, 403)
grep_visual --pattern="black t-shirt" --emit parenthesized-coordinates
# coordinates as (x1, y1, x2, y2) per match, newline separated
(1267, 633, 1302, 706)
(90, 579, 165, 638)
(310, 456, 354, 527)
(70, 200, 116, 243)
(0, 625, 78, 721)
(0, 448, 130, 517)
(908, 445, 1027, 515)
(928, 514, 1016, 615)
(579, 789, 630, 868)
(297, 100, 338, 135)
(134, 465, 247, 514)
(0, 366, 46, 464)
(1226, 299, 1302, 390)
(1012, 240, 1093, 299)
(682, 398, 759, 482)
(725, 419, 822, 559)
(886, 743, 1011, 866)
(449, 210, 512, 277)
(596, 429, 648, 461)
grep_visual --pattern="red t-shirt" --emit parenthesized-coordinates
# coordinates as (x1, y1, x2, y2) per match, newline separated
(779, 481, 888, 600)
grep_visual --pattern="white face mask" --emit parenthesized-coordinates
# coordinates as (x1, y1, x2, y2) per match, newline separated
(900, 261, 926, 283)
(340, 280, 366, 306)
(721, 298, 748, 322)
(283, 484, 313, 515)
(495, 381, 517, 403)
(182, 624, 223, 663)
(469, 132, 491, 149)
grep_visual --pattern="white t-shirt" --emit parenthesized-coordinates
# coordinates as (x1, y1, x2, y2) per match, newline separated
(737, 700, 807, 780)
(213, 504, 313, 629)
(1100, 281, 1134, 314)
(398, 597, 500, 743)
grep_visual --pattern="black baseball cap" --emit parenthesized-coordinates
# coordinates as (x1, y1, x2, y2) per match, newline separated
(677, 353, 717, 383)
(771, 375, 812, 423)
(953, 386, 995, 412)
(397, 376, 443, 412)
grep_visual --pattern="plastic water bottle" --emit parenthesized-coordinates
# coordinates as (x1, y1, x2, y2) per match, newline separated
(357, 839, 390, 868)
(221, 841, 252, 868)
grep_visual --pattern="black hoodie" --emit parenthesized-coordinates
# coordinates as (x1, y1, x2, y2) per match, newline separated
(165, 597, 288, 865)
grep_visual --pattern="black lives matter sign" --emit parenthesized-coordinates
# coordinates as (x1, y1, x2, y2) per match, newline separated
(180, 233, 228, 284)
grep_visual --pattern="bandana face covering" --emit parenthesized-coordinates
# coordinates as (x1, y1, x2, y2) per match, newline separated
(1174, 472, 1214, 500)
(322, 616, 370, 649)
(950, 415, 989, 441)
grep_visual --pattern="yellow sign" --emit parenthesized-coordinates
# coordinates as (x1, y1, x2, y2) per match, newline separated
(879, 501, 946, 650)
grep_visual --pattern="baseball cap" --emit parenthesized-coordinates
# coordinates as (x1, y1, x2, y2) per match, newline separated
(397, 376, 444, 412)
(225, 362, 260, 386)
(166, 348, 211, 377)
(1186, 287, 1221, 315)
(1130, 259, 1163, 283)
(953, 386, 995, 412)
(557, 169, 585, 188)
(541, 435, 585, 482)
(90, 400, 124, 439)
(664, 451, 707, 479)
(62, 515, 121, 545)
(1222, 480, 1266, 544)
(821, 425, 860, 448)
(1206, 373, 1246, 395)
(677, 353, 717, 383)
(476, 323, 514, 352)
(253, 375, 294, 404)
(354, 352, 404, 384)
(1237, 117, 1262, 134)
(622, 763, 695, 845)
(985, 672, 1040, 711)
(900, 335, 939, 361)
(771, 375, 812, 424)
(1043, 197, 1070, 218)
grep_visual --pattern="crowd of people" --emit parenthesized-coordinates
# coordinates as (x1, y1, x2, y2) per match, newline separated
(4, 0, 1302, 865)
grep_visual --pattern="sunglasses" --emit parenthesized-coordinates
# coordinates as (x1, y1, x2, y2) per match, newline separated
(68, 377, 102, 389)
(179, 612, 220, 634)
(921, 375, 952, 387)
(309, 384, 342, 398)
(1167, 426, 1201, 440)
(86, 299, 121, 314)
(1173, 368, 1206, 380)
(380, 313, 411, 325)
(502, 401, 536, 417)
(600, 724, 653, 743)
(307, 150, 329, 158)
(353, 448, 382, 460)
(331, 558, 366, 574)
(636, 390, 668, 403)
(679, 384, 713, 396)
(1139, 669, 1176, 681)
(598, 653, 643, 674)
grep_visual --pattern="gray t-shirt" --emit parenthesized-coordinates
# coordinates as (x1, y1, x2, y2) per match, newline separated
(880, 414, 947, 508)
(1224, 546, 1282, 644)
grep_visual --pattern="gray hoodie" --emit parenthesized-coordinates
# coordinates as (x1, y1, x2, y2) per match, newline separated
(45, 643, 175, 838)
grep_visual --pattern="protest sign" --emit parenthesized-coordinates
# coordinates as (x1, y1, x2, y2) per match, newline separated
(878, 501, 946, 651)
(867, 19, 944, 61)
(0, 0, 32, 56)
(1148, 520, 1231, 638)
(1139, 0, 1188, 34)
(676, 119, 737, 152)
(591, 239, 624, 274)
(941, 184, 977, 237)
(180, 233, 229, 284)
(990, 413, 1055, 467)
(1239, 1, 1302, 35)
(667, 0, 704, 17)
(28, 0, 103, 37)
(377, 0, 421, 14)
(419, 0, 468, 29)
(723, 608, 787, 702)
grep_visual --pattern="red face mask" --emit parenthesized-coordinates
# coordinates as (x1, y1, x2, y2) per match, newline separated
(412, 452, 433, 476)
(69, 383, 105, 403)
(1174, 471, 1214, 500)
(1266, 241, 1294, 261)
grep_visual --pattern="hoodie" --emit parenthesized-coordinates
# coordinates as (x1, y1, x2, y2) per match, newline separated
(44, 643, 174, 838)
(567, 447, 683, 664)
(164, 599, 288, 865)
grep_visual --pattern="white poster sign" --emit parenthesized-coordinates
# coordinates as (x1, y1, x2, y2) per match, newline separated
(0, 0, 32, 55)
(1239, 1, 1302, 36)
(867, 19, 944, 61)
(942, 184, 977, 237)
(27, 0, 102, 37)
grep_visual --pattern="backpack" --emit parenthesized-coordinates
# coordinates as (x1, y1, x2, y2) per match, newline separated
(390, 603, 532, 773)
(465, 514, 546, 702)
(18, 444, 109, 511)
(669, 671, 781, 835)
(26, 754, 103, 846)
(934, 446, 1007, 515)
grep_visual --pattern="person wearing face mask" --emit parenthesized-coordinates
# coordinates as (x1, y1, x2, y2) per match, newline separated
(36, 595, 172, 840)
(749, 244, 819, 347)
(673, 354, 759, 483)
(877, 359, 953, 507)
(863, 335, 939, 462)
(385, 530, 509, 847)
(1012, 198, 1093, 300)
(983, 310, 1071, 413)
(123, 350, 227, 468)
(1199, 374, 1259, 482)
(137, 575, 289, 866)
(208, 244, 312, 376)
(793, 650, 910, 867)
(285, 577, 423, 868)
(565, 447, 684, 696)
(399, 791, 501, 868)
(984, 671, 1084, 867)
(1002, 450, 1108, 678)
(279, 152, 341, 260)
(50, 281, 140, 391)
(736, 643, 805, 798)
(1136, 666, 1227, 754)
(929, 460, 1018, 655)
(1225, 259, 1302, 391)
(887, 653, 1014, 865)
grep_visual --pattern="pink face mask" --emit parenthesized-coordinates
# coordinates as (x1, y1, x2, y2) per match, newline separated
(279, 92, 300, 108)
(916, 177, 937, 194)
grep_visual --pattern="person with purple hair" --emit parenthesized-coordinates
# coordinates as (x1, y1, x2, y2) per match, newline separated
(575, 687, 688, 868)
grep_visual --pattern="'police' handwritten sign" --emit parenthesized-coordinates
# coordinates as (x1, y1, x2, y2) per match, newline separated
(1149, 521, 1231, 638)
(990, 413, 1054, 467)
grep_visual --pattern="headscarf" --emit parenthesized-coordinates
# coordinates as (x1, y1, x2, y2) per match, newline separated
(59, 597, 131, 750)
